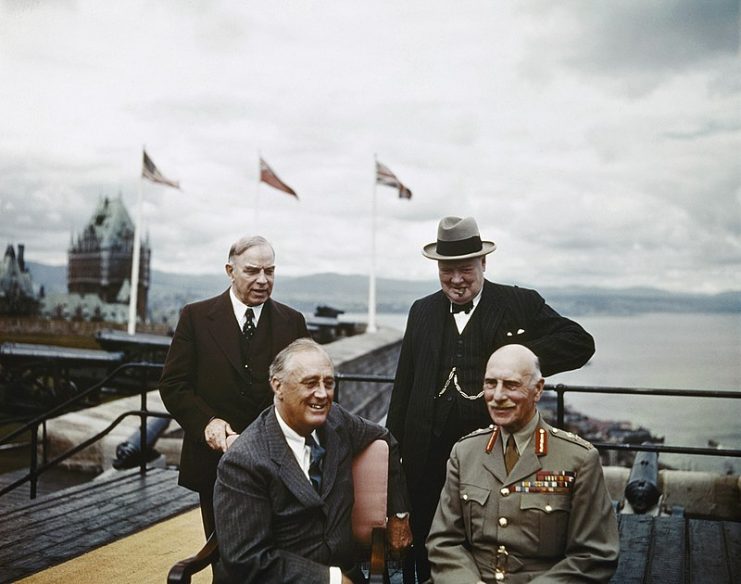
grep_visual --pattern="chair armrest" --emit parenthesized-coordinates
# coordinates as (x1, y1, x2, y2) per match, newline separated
(367, 526, 387, 584)
(167, 532, 219, 584)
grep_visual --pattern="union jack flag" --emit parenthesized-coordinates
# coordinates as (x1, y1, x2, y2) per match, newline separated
(376, 161, 412, 199)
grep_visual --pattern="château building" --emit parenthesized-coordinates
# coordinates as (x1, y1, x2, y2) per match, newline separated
(0, 243, 41, 315)
(67, 196, 150, 320)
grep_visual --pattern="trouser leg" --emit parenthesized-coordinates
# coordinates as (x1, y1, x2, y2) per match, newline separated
(199, 486, 230, 584)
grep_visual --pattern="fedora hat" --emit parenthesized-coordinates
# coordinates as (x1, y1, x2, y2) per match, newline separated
(422, 216, 496, 260)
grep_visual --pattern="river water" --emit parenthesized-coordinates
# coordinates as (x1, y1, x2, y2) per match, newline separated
(343, 311, 741, 473)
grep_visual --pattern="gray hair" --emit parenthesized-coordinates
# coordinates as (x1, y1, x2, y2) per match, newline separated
(529, 354, 543, 389)
(269, 338, 333, 381)
(227, 236, 274, 264)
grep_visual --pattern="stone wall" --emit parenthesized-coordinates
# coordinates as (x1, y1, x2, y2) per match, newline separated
(40, 327, 403, 472)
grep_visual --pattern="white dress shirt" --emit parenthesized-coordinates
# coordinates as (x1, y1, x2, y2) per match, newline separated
(452, 288, 483, 333)
(229, 288, 264, 329)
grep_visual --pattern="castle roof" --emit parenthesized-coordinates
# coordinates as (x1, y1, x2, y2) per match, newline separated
(93, 196, 131, 247)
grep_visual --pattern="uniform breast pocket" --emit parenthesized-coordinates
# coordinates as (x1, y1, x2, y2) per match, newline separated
(460, 483, 490, 543)
(520, 494, 571, 557)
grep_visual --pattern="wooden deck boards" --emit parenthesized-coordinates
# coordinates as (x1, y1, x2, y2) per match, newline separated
(0, 467, 197, 583)
(1, 469, 739, 584)
(610, 514, 740, 584)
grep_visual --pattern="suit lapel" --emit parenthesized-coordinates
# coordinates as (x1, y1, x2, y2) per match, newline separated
(422, 292, 449, 367)
(478, 280, 506, 349)
(506, 440, 542, 485)
(265, 409, 323, 509)
(317, 410, 340, 499)
(482, 432, 509, 484)
(482, 426, 544, 486)
(206, 290, 249, 383)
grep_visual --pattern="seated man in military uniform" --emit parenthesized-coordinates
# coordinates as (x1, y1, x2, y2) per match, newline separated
(427, 344, 619, 583)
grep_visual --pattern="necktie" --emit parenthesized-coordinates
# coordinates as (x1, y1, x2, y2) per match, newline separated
(504, 435, 519, 474)
(452, 301, 474, 314)
(242, 308, 256, 339)
(305, 434, 325, 493)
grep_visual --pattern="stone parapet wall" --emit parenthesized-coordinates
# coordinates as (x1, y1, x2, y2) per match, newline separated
(604, 466, 740, 521)
(40, 327, 403, 472)
(324, 326, 402, 421)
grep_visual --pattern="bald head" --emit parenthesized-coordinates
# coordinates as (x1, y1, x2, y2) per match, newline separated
(483, 344, 544, 432)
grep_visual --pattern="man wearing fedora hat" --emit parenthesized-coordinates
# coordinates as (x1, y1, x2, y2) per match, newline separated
(387, 216, 595, 582)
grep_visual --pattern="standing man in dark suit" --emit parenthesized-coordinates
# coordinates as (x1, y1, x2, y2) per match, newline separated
(214, 339, 412, 584)
(387, 217, 595, 582)
(160, 235, 308, 538)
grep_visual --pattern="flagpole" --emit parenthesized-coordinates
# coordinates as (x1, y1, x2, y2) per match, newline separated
(255, 153, 261, 229)
(367, 157, 378, 334)
(127, 173, 144, 335)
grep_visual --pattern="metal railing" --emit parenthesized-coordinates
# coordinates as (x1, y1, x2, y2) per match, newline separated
(335, 374, 741, 459)
(0, 361, 164, 498)
(2, 367, 739, 500)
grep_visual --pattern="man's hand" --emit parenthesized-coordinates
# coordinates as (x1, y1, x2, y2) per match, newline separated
(225, 433, 240, 450)
(387, 514, 413, 554)
(204, 417, 237, 452)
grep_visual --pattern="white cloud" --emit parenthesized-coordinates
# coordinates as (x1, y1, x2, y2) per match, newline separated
(0, 0, 738, 294)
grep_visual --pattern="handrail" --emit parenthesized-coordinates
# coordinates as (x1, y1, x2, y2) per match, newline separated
(335, 373, 741, 459)
(2, 368, 739, 501)
(0, 362, 163, 447)
(0, 409, 172, 498)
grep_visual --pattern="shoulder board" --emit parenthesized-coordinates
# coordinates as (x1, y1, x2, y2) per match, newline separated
(459, 425, 496, 442)
(549, 427, 593, 450)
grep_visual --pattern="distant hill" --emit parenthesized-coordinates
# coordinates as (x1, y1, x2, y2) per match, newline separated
(25, 262, 741, 318)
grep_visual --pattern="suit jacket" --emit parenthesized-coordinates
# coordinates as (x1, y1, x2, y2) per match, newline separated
(159, 290, 308, 492)
(387, 280, 595, 489)
(427, 416, 619, 583)
(213, 404, 409, 584)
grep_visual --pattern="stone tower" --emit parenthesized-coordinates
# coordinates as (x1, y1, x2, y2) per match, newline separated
(67, 196, 150, 320)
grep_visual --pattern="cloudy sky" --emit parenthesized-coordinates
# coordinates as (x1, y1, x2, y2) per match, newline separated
(1, 0, 739, 293)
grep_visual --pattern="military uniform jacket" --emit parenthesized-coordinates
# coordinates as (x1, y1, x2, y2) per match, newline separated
(427, 417, 619, 583)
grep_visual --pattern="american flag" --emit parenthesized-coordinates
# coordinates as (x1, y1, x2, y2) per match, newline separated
(376, 161, 412, 199)
(260, 158, 298, 198)
(142, 150, 180, 189)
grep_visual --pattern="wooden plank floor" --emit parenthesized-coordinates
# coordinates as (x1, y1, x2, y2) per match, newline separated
(2, 468, 739, 584)
(0, 467, 198, 584)
(610, 514, 741, 584)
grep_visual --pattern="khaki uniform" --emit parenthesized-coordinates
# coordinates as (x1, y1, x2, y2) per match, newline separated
(427, 417, 619, 583)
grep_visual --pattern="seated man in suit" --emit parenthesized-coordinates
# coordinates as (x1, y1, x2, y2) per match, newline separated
(214, 339, 413, 584)
(427, 344, 619, 583)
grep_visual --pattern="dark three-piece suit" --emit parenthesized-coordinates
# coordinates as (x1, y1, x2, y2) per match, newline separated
(159, 289, 308, 504)
(386, 279, 595, 578)
(213, 404, 409, 584)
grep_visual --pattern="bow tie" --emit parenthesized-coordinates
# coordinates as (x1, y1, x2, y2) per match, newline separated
(451, 301, 474, 315)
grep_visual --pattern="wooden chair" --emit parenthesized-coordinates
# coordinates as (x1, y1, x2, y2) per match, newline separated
(167, 439, 390, 583)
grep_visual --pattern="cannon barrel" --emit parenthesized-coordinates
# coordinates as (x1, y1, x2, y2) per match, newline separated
(624, 448, 661, 513)
(113, 417, 170, 469)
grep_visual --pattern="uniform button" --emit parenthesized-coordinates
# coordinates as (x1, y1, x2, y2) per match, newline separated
(462, 494, 468, 501)
(495, 572, 504, 581)
(500, 488, 510, 497)
(498, 517, 508, 527)
(552, 428, 559, 433)
(240, 391, 246, 396)
(446, 395, 453, 401)
(545, 504, 553, 513)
